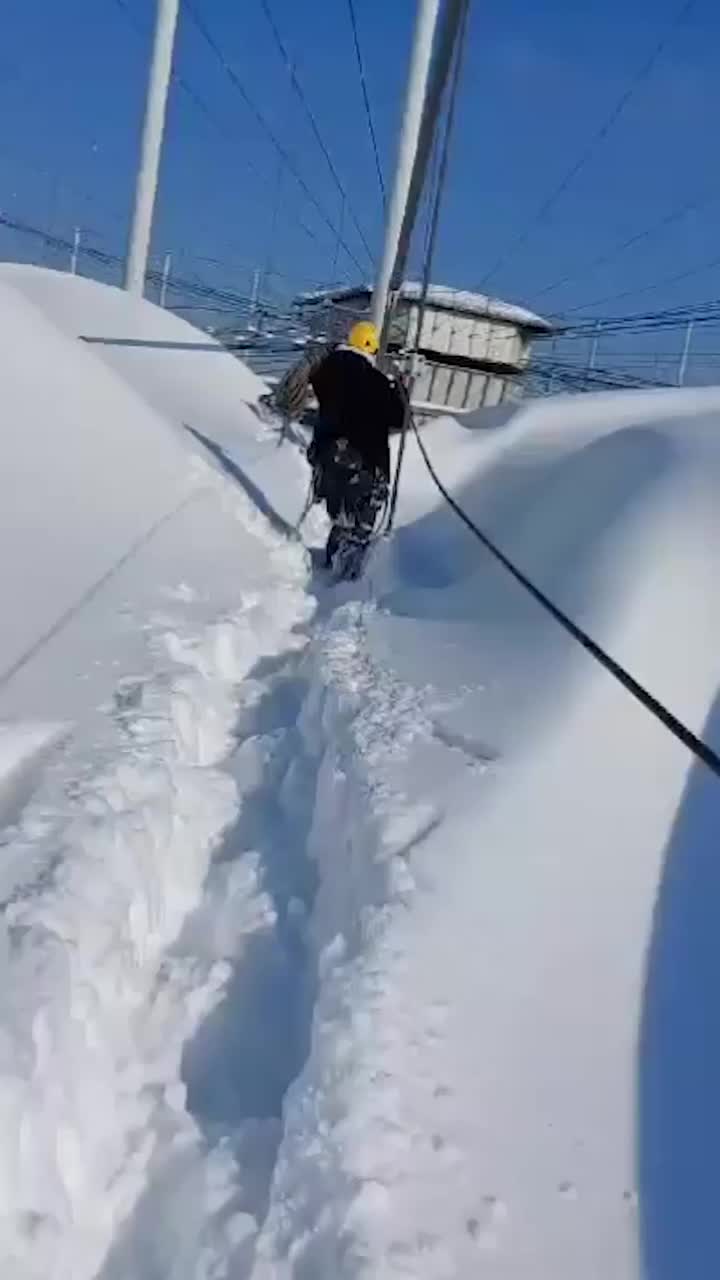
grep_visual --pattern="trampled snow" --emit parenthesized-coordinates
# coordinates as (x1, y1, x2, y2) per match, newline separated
(0, 266, 719, 1278)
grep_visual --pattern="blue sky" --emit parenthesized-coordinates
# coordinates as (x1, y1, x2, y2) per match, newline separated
(1, 0, 718, 346)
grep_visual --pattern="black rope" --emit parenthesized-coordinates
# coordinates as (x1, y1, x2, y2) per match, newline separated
(409, 415, 720, 781)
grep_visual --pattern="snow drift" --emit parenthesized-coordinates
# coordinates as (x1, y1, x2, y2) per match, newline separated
(1, 263, 720, 1279)
(0, 267, 313, 1278)
(251, 390, 720, 1279)
(0, 275, 198, 692)
(0, 263, 266, 427)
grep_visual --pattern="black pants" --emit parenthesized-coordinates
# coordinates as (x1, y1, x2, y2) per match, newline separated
(311, 438, 388, 568)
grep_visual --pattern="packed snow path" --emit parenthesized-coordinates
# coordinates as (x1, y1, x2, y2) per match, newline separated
(2, 269, 720, 1278)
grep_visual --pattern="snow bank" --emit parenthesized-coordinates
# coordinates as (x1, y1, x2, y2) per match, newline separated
(0, 266, 316, 1277)
(0, 275, 202, 690)
(0, 265, 266, 434)
(0, 266, 307, 533)
(251, 386, 720, 1278)
(0, 265, 309, 699)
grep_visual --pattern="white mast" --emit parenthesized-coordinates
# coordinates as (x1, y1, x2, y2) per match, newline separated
(370, 0, 441, 332)
(125, 0, 180, 295)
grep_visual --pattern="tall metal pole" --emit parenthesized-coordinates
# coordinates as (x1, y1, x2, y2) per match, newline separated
(678, 319, 694, 386)
(159, 251, 172, 307)
(45, 174, 61, 266)
(387, 0, 467, 305)
(70, 227, 81, 276)
(385, 0, 470, 534)
(125, 0, 180, 295)
(586, 319, 600, 384)
(547, 334, 558, 394)
(262, 62, 293, 312)
(371, 0, 441, 332)
(250, 267, 261, 319)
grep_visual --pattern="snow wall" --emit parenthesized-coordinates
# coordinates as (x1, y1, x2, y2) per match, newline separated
(0, 266, 266, 700)
(322, 387, 720, 1280)
(0, 266, 314, 1280)
(0, 264, 266, 445)
(247, 385, 720, 1279)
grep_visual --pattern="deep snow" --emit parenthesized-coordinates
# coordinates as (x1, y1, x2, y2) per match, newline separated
(1, 267, 720, 1279)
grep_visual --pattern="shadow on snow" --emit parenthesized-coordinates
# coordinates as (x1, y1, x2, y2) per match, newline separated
(639, 690, 720, 1278)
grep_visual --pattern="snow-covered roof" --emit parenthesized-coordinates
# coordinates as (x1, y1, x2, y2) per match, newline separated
(296, 281, 553, 332)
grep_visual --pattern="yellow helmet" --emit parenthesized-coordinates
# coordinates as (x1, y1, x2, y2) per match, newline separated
(348, 320, 379, 356)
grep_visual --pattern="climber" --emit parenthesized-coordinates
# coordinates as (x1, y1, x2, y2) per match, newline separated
(268, 322, 407, 573)
(307, 320, 405, 575)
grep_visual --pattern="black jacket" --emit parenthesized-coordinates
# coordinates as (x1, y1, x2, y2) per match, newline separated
(310, 348, 405, 479)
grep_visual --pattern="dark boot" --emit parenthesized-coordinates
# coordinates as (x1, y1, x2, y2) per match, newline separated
(325, 524, 342, 568)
